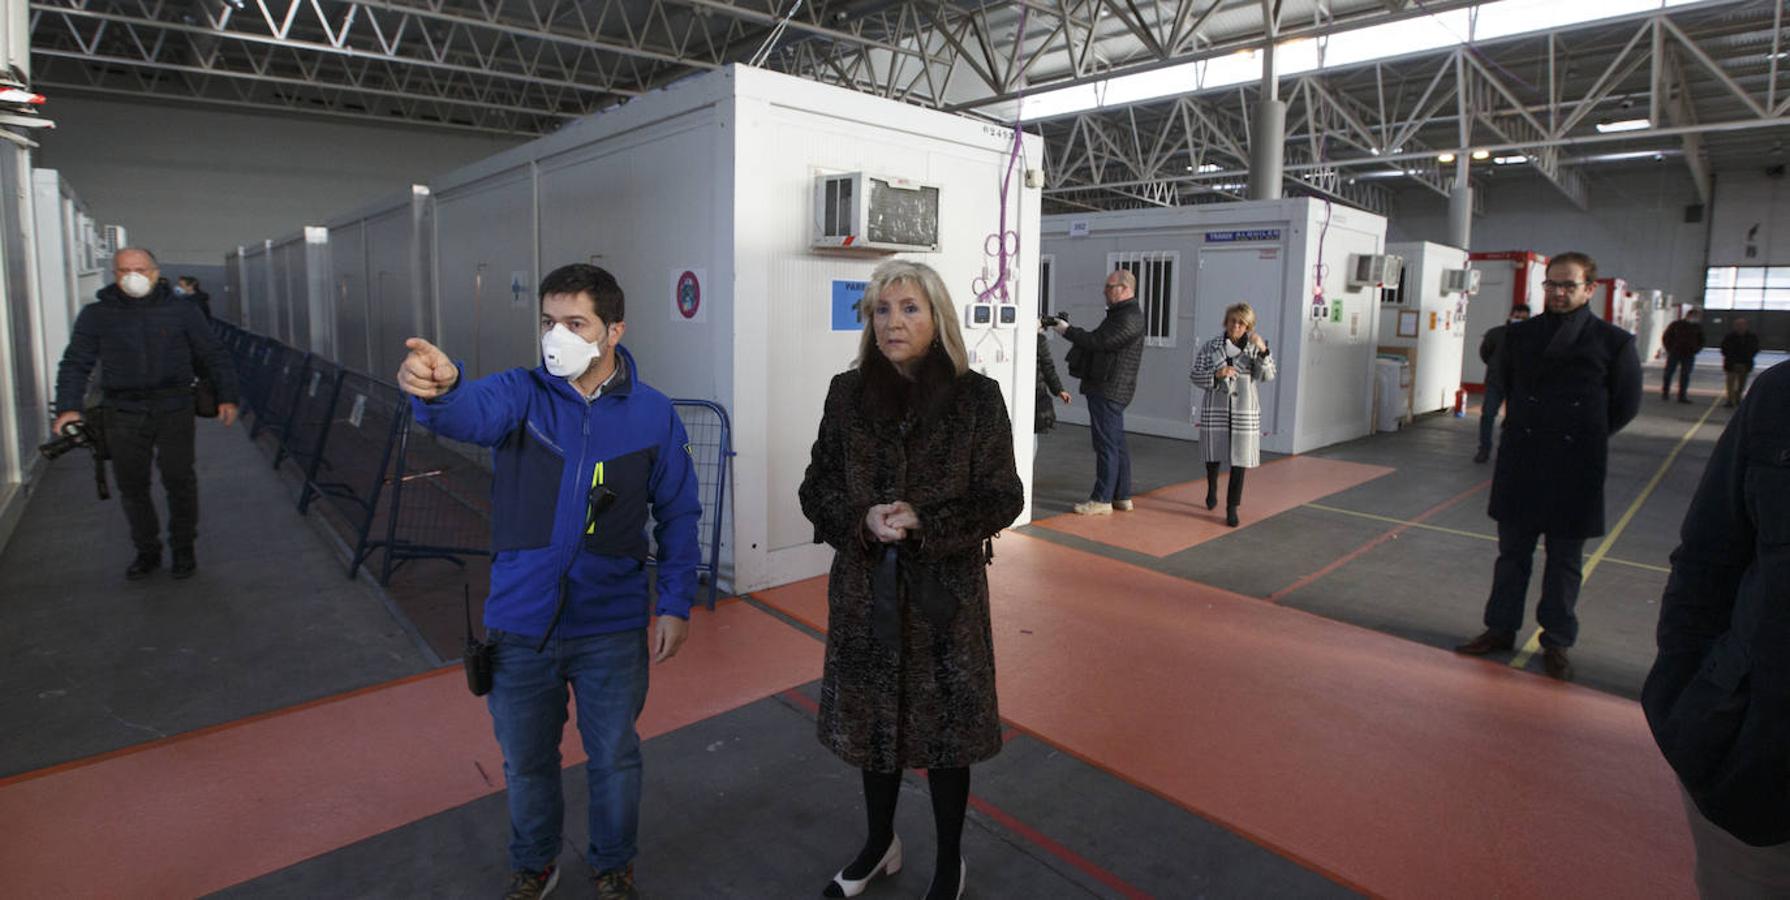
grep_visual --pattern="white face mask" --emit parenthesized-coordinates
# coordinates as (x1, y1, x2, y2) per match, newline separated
(541, 323, 603, 378)
(119, 272, 154, 298)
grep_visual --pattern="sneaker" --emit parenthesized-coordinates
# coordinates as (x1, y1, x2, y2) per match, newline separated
(594, 865, 639, 900)
(1072, 501, 1113, 516)
(502, 865, 559, 900)
(125, 551, 161, 581)
(1113, 499, 1135, 511)
(171, 547, 197, 580)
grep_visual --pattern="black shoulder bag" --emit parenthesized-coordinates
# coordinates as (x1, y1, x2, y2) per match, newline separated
(463, 584, 494, 696)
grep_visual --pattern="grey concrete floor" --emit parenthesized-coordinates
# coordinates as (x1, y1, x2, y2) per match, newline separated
(0, 416, 435, 777)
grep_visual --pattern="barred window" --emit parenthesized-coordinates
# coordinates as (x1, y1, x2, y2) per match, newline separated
(1108, 251, 1178, 348)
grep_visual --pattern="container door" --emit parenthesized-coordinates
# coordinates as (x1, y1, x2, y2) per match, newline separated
(1195, 246, 1284, 438)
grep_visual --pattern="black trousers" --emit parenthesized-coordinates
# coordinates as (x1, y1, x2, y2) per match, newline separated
(1483, 520, 1584, 648)
(105, 406, 198, 555)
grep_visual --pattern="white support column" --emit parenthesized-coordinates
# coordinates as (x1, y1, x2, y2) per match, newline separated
(1448, 160, 1473, 250)
(1249, 1, 1286, 201)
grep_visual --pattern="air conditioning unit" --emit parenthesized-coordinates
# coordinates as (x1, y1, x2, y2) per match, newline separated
(1348, 253, 1403, 290)
(812, 171, 941, 252)
(102, 224, 128, 255)
(1441, 267, 1482, 295)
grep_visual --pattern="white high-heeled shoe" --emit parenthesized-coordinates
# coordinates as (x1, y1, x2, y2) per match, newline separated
(826, 835, 902, 898)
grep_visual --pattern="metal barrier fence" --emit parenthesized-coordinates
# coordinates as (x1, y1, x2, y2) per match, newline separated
(222, 326, 733, 603)
(669, 400, 734, 610)
(378, 414, 493, 584)
(250, 346, 309, 443)
(276, 356, 343, 473)
(297, 371, 407, 581)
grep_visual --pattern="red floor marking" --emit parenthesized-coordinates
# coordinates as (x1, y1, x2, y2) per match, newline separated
(1265, 478, 1491, 603)
(754, 532, 1693, 898)
(778, 690, 1153, 898)
(1032, 456, 1394, 557)
(0, 603, 824, 897)
(967, 795, 1153, 900)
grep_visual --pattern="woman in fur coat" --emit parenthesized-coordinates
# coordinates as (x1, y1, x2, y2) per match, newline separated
(1189, 302, 1276, 526)
(798, 259, 1024, 900)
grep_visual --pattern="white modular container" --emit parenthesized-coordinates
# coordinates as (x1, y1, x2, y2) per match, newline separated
(1631, 287, 1670, 362)
(1462, 251, 1547, 388)
(417, 65, 1041, 592)
(1592, 277, 1636, 333)
(323, 186, 433, 379)
(1041, 199, 1390, 455)
(30, 170, 102, 402)
(1382, 241, 1469, 415)
(268, 228, 334, 359)
(241, 240, 276, 340)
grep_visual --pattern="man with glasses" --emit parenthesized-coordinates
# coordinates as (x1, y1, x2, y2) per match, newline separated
(1455, 251, 1642, 680)
(1051, 269, 1145, 515)
(397, 263, 703, 900)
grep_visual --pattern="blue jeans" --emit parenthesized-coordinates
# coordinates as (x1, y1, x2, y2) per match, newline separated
(1663, 353, 1695, 398)
(1085, 392, 1131, 502)
(489, 627, 650, 873)
(1477, 382, 1504, 452)
(1484, 521, 1584, 648)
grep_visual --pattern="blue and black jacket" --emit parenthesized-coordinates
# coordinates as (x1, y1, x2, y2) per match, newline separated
(411, 345, 703, 638)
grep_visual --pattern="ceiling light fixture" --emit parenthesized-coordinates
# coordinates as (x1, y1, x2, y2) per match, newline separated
(1471, 149, 1490, 160)
(1595, 118, 1652, 133)
(1493, 154, 1529, 165)
(1438, 152, 1457, 163)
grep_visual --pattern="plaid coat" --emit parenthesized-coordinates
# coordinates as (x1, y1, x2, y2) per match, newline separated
(1190, 336, 1276, 467)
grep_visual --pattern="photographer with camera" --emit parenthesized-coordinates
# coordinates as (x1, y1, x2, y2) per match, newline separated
(53, 248, 239, 581)
(1049, 269, 1145, 516)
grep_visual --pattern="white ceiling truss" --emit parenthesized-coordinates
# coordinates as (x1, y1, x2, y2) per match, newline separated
(25, 0, 1790, 213)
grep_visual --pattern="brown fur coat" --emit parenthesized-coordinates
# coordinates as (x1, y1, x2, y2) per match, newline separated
(798, 359, 1024, 771)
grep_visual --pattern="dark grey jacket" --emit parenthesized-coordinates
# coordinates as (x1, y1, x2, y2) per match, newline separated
(1034, 332, 1065, 433)
(1062, 299, 1145, 406)
(56, 281, 240, 414)
(1487, 305, 1642, 538)
(1643, 361, 1790, 846)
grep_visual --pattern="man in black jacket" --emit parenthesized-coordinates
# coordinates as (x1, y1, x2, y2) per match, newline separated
(1661, 310, 1705, 403)
(1719, 317, 1761, 408)
(1643, 360, 1790, 894)
(1051, 269, 1146, 515)
(53, 248, 240, 580)
(1474, 305, 1530, 463)
(1454, 251, 1642, 680)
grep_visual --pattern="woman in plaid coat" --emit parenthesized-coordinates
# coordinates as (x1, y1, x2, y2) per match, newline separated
(1189, 302, 1276, 526)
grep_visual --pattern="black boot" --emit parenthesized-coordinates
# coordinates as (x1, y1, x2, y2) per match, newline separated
(1225, 467, 1246, 527)
(1204, 462, 1220, 510)
(172, 547, 197, 580)
(126, 550, 161, 580)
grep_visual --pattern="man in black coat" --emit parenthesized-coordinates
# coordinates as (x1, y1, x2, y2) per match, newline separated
(53, 248, 240, 580)
(1455, 251, 1642, 680)
(1719, 317, 1761, 408)
(1661, 310, 1705, 403)
(1474, 305, 1530, 463)
(1050, 269, 1145, 515)
(1642, 360, 1790, 894)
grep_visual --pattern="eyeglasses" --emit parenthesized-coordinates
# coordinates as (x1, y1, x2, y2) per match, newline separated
(1541, 280, 1587, 291)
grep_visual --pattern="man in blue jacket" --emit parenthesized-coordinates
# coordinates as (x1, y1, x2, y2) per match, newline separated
(398, 263, 702, 900)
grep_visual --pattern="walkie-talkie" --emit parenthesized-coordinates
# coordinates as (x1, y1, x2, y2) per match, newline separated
(463, 584, 494, 696)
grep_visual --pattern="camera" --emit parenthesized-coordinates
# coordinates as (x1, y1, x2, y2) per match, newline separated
(39, 421, 94, 460)
(1040, 311, 1069, 328)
